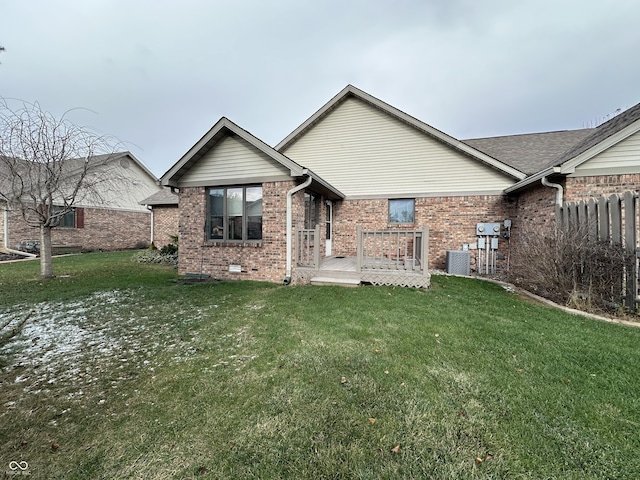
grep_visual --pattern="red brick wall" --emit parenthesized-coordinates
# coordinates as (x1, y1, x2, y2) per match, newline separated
(508, 174, 640, 273)
(5, 207, 151, 251)
(178, 188, 516, 279)
(565, 174, 640, 202)
(178, 181, 308, 282)
(332, 195, 516, 271)
(152, 206, 179, 248)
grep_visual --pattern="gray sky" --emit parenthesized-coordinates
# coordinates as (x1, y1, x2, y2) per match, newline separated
(2, 0, 639, 177)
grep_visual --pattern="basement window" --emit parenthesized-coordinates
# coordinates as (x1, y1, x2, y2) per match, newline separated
(208, 186, 262, 241)
(388, 199, 415, 224)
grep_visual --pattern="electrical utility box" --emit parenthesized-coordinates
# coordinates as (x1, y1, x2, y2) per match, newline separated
(446, 250, 470, 276)
(476, 223, 501, 236)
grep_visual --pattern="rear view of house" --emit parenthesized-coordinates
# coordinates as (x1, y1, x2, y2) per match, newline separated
(159, 85, 640, 287)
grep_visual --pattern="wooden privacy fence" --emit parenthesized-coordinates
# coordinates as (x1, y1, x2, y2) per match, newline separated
(556, 191, 638, 310)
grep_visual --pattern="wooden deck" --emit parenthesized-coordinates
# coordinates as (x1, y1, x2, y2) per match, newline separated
(295, 226, 431, 288)
(299, 256, 430, 288)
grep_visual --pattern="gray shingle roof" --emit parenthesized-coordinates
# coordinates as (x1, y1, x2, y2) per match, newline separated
(544, 101, 640, 168)
(139, 188, 178, 206)
(463, 129, 594, 175)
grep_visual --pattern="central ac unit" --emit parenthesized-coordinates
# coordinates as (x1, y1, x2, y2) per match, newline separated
(446, 250, 470, 276)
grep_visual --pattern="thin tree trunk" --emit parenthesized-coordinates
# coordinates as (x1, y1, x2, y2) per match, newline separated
(40, 224, 54, 278)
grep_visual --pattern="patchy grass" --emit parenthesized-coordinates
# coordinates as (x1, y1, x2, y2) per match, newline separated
(1, 252, 640, 479)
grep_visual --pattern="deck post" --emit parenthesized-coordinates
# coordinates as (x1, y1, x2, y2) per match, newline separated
(356, 225, 362, 273)
(314, 224, 321, 271)
(422, 225, 429, 276)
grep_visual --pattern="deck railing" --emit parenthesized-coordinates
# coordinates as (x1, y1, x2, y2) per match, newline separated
(295, 224, 430, 278)
(296, 224, 321, 269)
(356, 226, 429, 275)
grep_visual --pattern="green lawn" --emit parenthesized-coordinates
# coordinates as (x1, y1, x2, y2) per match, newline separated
(1, 252, 639, 479)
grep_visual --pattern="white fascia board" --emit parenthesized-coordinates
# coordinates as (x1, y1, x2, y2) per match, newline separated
(275, 85, 353, 151)
(560, 119, 640, 174)
(503, 167, 559, 194)
(233, 126, 304, 177)
(160, 117, 229, 186)
(161, 118, 305, 187)
(305, 168, 345, 200)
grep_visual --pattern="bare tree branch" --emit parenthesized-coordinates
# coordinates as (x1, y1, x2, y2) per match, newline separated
(0, 98, 127, 277)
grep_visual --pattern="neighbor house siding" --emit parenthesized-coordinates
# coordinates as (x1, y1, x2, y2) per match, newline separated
(71, 160, 160, 212)
(571, 130, 640, 176)
(179, 135, 292, 186)
(281, 97, 515, 197)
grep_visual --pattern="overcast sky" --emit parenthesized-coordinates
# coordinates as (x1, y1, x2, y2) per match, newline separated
(1, 0, 639, 177)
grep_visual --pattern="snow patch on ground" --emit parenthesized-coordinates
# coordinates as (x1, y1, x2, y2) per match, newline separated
(0, 289, 208, 398)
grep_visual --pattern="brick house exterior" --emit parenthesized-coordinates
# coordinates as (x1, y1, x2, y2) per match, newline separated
(177, 182, 310, 282)
(1, 152, 162, 255)
(140, 189, 180, 248)
(2, 206, 151, 252)
(159, 85, 640, 285)
(331, 195, 516, 272)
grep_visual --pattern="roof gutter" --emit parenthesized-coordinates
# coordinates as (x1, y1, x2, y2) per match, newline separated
(504, 166, 561, 195)
(284, 172, 313, 285)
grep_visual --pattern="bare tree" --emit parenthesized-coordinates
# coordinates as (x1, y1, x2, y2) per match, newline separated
(0, 99, 125, 277)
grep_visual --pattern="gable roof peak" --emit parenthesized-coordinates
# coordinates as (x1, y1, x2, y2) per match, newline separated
(276, 85, 526, 181)
(160, 116, 308, 187)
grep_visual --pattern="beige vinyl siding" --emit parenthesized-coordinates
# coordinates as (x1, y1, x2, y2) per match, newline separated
(281, 97, 514, 197)
(68, 160, 160, 212)
(180, 134, 291, 186)
(571, 129, 640, 176)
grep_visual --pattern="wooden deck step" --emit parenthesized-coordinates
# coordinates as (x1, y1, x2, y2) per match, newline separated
(310, 270, 361, 287)
(310, 276, 361, 287)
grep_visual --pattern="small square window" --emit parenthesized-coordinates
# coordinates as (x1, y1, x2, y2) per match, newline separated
(389, 199, 414, 224)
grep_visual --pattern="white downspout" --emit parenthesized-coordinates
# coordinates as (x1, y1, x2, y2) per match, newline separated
(284, 173, 313, 285)
(541, 176, 563, 206)
(146, 205, 154, 245)
(3, 206, 37, 257)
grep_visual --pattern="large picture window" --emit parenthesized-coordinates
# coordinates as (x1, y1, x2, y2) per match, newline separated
(208, 186, 262, 241)
(389, 199, 415, 224)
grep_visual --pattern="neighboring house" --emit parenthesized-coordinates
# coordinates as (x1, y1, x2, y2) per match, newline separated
(160, 85, 640, 285)
(139, 189, 179, 248)
(1, 151, 162, 255)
